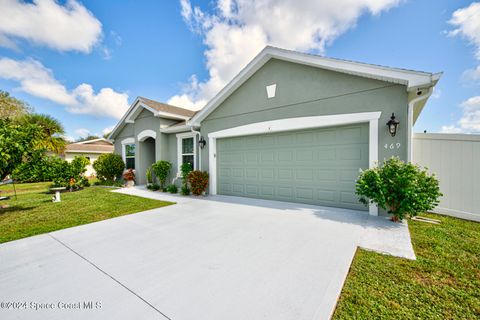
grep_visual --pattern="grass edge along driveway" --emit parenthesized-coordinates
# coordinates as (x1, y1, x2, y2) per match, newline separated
(0, 183, 173, 243)
(333, 212, 480, 319)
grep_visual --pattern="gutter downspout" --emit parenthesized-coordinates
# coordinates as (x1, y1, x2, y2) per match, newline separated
(191, 127, 202, 170)
(407, 87, 433, 162)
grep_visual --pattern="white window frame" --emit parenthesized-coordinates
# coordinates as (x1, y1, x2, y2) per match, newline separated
(176, 132, 197, 174)
(208, 112, 381, 216)
(121, 137, 135, 169)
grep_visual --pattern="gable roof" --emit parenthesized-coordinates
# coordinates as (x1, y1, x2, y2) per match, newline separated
(189, 46, 442, 126)
(109, 97, 196, 140)
(139, 97, 196, 118)
(74, 138, 112, 145)
(66, 139, 114, 154)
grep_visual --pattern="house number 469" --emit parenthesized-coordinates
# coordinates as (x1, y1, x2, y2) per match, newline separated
(384, 143, 401, 149)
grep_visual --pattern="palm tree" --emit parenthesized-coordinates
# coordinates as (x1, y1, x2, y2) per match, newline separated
(21, 113, 67, 154)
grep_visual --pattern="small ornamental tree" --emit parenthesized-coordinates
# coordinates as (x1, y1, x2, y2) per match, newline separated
(93, 153, 125, 182)
(356, 157, 442, 221)
(188, 170, 209, 196)
(151, 160, 172, 189)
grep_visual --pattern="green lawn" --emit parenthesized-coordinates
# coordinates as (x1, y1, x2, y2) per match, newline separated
(0, 183, 173, 243)
(333, 213, 480, 319)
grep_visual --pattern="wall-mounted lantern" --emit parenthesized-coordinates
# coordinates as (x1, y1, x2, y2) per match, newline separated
(199, 136, 207, 149)
(386, 113, 400, 137)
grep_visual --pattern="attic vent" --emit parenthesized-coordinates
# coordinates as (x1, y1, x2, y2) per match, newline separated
(266, 84, 277, 98)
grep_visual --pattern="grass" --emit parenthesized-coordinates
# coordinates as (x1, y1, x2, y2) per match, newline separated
(333, 213, 480, 319)
(0, 181, 52, 196)
(0, 183, 174, 243)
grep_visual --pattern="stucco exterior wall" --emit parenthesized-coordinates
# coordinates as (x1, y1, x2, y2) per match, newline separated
(200, 59, 409, 172)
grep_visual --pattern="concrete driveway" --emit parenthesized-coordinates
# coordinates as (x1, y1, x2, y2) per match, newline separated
(0, 188, 414, 320)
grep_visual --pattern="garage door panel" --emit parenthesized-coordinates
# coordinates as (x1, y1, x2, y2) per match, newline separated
(217, 124, 368, 211)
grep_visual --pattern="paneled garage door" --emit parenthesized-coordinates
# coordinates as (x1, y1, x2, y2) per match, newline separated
(216, 123, 369, 211)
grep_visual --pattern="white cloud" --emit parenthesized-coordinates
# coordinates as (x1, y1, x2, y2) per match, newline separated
(75, 128, 91, 137)
(440, 125, 463, 134)
(441, 96, 480, 133)
(449, 2, 480, 59)
(170, 0, 402, 109)
(0, 57, 129, 119)
(463, 65, 480, 82)
(102, 126, 114, 136)
(449, 2, 480, 85)
(0, 0, 102, 52)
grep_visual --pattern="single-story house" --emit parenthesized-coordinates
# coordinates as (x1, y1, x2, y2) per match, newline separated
(64, 138, 114, 176)
(109, 46, 441, 215)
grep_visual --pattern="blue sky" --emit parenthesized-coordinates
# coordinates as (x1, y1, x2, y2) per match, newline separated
(0, 0, 479, 139)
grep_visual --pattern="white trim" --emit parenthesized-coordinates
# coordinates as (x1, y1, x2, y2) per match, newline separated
(208, 112, 381, 215)
(190, 46, 441, 126)
(121, 137, 135, 164)
(407, 87, 433, 162)
(208, 112, 381, 138)
(126, 103, 191, 123)
(137, 129, 157, 141)
(160, 124, 191, 133)
(176, 132, 197, 174)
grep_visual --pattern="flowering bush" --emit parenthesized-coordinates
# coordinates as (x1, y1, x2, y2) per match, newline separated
(187, 170, 209, 196)
(123, 169, 135, 181)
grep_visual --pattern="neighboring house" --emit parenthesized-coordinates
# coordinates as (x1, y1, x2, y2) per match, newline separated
(64, 138, 114, 176)
(109, 46, 441, 215)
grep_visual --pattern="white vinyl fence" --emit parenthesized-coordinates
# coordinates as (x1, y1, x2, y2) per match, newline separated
(412, 133, 480, 222)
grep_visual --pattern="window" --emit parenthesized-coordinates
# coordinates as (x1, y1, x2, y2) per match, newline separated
(125, 144, 135, 169)
(177, 133, 196, 173)
(182, 137, 194, 168)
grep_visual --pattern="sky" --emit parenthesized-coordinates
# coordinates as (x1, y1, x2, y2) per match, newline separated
(0, 0, 479, 140)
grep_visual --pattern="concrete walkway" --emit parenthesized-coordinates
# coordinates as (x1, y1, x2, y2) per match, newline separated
(0, 187, 415, 320)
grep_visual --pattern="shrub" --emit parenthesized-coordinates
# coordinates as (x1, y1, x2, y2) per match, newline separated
(70, 155, 90, 178)
(147, 183, 160, 191)
(93, 180, 123, 187)
(123, 169, 135, 181)
(14, 154, 90, 189)
(356, 157, 442, 221)
(166, 184, 178, 194)
(188, 170, 209, 195)
(151, 160, 172, 188)
(93, 153, 124, 182)
(181, 186, 190, 195)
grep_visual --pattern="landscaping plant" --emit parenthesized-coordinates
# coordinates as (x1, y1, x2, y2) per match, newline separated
(123, 169, 135, 181)
(93, 153, 125, 183)
(151, 160, 172, 189)
(147, 183, 160, 191)
(188, 170, 209, 196)
(166, 184, 178, 194)
(145, 166, 153, 185)
(180, 162, 192, 194)
(356, 157, 442, 221)
(181, 185, 190, 195)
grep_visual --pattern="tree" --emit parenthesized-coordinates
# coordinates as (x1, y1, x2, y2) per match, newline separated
(0, 119, 42, 181)
(76, 135, 100, 143)
(21, 113, 67, 154)
(0, 90, 32, 119)
(356, 157, 442, 221)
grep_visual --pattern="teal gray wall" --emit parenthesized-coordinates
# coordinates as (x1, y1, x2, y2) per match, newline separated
(200, 58, 409, 173)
